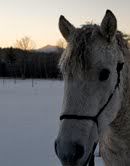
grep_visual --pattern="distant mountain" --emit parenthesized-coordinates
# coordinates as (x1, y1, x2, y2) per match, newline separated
(36, 45, 59, 53)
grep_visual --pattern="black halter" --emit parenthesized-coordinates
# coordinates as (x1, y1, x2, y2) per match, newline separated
(60, 62, 124, 125)
(59, 62, 124, 166)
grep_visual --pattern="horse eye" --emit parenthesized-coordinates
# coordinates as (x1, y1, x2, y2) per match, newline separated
(99, 68, 110, 81)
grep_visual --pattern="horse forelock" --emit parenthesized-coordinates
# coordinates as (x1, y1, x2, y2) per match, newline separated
(59, 24, 100, 75)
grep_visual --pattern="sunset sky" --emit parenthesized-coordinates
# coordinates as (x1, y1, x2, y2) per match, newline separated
(0, 0, 130, 48)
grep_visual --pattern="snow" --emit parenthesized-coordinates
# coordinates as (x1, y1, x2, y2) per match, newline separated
(0, 79, 104, 166)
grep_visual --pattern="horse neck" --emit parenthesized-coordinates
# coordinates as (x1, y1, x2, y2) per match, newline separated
(110, 60, 130, 142)
(100, 61, 130, 160)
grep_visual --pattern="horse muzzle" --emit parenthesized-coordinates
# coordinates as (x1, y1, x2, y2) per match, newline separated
(55, 139, 85, 163)
(55, 138, 97, 166)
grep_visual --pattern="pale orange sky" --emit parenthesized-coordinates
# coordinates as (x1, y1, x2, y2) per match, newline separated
(0, 0, 130, 48)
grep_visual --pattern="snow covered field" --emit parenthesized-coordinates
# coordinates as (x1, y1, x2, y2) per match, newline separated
(0, 79, 104, 166)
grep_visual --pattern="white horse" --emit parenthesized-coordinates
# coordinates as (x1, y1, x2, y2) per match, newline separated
(55, 10, 130, 166)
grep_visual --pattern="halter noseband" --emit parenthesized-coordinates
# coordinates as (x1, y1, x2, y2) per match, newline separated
(60, 62, 124, 126)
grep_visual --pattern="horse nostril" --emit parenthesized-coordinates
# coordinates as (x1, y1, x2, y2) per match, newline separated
(54, 140, 85, 162)
(75, 143, 84, 160)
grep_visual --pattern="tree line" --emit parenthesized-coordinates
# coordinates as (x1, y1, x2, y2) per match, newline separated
(0, 47, 63, 79)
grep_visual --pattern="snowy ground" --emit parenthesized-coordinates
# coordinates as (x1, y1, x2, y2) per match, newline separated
(0, 79, 104, 166)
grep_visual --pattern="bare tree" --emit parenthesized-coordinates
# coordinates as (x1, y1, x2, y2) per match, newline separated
(56, 38, 66, 55)
(15, 36, 36, 50)
(15, 36, 35, 79)
(56, 38, 66, 49)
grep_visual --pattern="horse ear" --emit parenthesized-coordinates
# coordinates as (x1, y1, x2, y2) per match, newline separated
(59, 15, 75, 41)
(100, 10, 117, 42)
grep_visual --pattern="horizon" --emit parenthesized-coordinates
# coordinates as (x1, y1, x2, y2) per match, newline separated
(0, 0, 130, 48)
